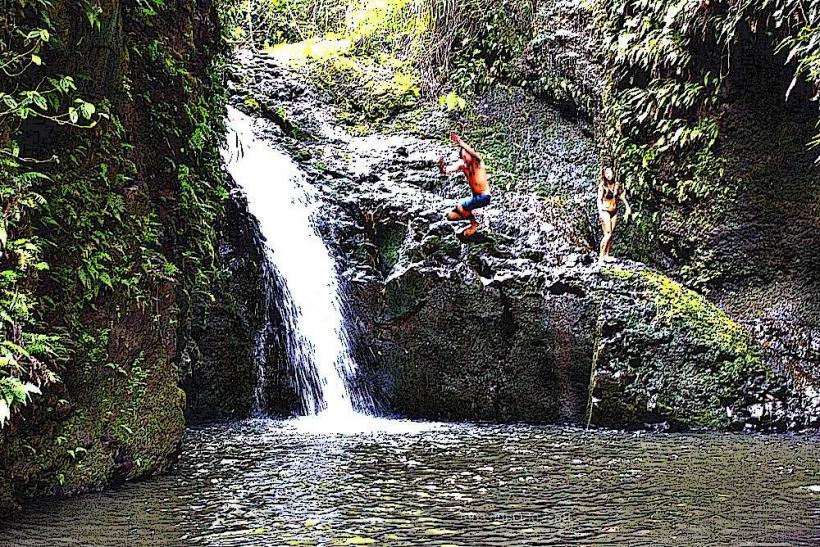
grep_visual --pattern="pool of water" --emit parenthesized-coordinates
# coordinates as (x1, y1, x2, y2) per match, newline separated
(3, 420, 819, 546)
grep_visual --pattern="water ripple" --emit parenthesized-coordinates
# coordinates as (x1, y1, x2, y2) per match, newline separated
(2, 421, 819, 546)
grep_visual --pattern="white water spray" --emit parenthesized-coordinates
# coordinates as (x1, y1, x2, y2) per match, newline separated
(221, 107, 371, 419)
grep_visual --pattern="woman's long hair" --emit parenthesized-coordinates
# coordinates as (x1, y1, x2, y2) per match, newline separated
(600, 166, 616, 185)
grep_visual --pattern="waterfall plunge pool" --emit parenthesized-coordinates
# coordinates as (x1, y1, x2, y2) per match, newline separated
(3, 420, 819, 546)
(7, 106, 817, 546)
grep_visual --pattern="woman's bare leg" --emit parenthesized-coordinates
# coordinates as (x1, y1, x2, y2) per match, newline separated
(599, 212, 612, 259)
(606, 215, 619, 257)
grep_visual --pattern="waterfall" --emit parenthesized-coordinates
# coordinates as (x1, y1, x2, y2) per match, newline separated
(250, 253, 276, 416)
(221, 106, 371, 419)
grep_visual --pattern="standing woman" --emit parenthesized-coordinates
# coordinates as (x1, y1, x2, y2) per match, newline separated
(598, 166, 632, 261)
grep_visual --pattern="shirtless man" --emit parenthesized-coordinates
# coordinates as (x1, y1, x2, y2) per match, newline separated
(437, 133, 491, 237)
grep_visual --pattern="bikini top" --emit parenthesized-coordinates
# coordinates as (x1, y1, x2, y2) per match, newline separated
(603, 183, 620, 200)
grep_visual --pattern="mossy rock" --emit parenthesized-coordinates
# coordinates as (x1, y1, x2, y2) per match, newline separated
(591, 266, 790, 430)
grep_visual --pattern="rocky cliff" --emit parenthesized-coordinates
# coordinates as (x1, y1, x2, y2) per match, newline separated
(0, 0, 250, 513)
(521, 0, 820, 414)
(232, 52, 818, 432)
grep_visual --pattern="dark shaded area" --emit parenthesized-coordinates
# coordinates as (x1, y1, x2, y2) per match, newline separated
(671, 32, 820, 388)
(0, 0, 228, 514)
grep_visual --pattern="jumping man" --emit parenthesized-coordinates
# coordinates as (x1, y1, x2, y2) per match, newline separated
(438, 132, 491, 237)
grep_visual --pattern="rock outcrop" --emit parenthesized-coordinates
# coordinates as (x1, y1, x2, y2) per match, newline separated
(232, 53, 819, 431)
(520, 1, 820, 411)
(0, 1, 233, 513)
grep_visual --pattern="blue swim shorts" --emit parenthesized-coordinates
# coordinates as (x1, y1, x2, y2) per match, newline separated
(459, 193, 491, 212)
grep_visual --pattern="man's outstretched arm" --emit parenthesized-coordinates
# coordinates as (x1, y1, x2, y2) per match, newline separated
(438, 155, 466, 175)
(451, 132, 482, 162)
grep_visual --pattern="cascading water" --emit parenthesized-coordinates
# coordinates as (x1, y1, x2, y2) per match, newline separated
(221, 106, 372, 420)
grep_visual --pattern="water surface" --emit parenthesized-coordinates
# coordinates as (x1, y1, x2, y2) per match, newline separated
(3, 420, 819, 546)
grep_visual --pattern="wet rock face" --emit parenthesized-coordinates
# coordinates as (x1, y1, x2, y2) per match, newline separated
(522, 4, 820, 393)
(352, 266, 596, 423)
(185, 191, 258, 420)
(186, 190, 266, 420)
(702, 50, 820, 393)
(234, 52, 817, 431)
(521, 0, 603, 120)
(185, 184, 305, 421)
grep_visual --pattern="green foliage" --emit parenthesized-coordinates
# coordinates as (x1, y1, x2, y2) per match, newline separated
(251, 1, 425, 124)
(778, 16, 820, 151)
(0, 375, 39, 427)
(437, 91, 466, 111)
(0, 0, 228, 432)
(420, 0, 534, 95)
(313, 54, 421, 123)
(595, 0, 820, 211)
(238, 0, 534, 116)
(0, 0, 108, 426)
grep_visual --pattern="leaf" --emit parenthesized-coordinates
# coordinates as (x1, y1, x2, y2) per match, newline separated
(33, 93, 47, 111)
(62, 76, 76, 92)
(785, 75, 798, 101)
(31, 54, 42, 66)
(99, 272, 113, 289)
(79, 101, 95, 119)
(8, 381, 27, 402)
(2, 340, 31, 359)
(68, 107, 78, 124)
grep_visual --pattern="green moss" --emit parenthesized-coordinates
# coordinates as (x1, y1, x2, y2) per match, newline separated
(376, 225, 405, 270)
(601, 266, 635, 281)
(296, 48, 421, 125)
(462, 116, 522, 192)
(639, 270, 756, 358)
(526, 72, 596, 118)
(384, 268, 430, 321)
(243, 96, 261, 111)
(589, 266, 790, 430)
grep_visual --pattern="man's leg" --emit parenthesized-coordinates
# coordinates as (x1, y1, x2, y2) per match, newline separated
(462, 214, 479, 237)
(446, 203, 471, 221)
(459, 194, 489, 237)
